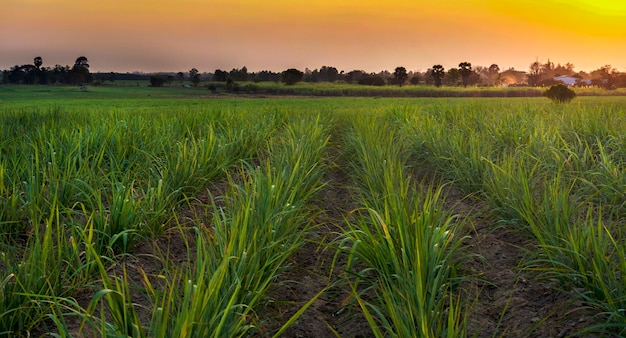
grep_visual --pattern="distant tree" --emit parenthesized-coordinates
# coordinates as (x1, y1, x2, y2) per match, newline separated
(70, 56, 91, 84)
(177, 71, 185, 84)
(554, 62, 575, 76)
(358, 73, 386, 86)
(229, 66, 248, 81)
(74, 56, 89, 69)
(21, 65, 37, 84)
(189, 68, 200, 87)
(281, 68, 304, 85)
(149, 75, 167, 87)
(226, 78, 240, 92)
(8, 65, 25, 84)
(239, 66, 248, 81)
(34, 56, 43, 70)
(596, 65, 618, 89)
(458, 62, 472, 87)
(445, 68, 460, 86)
(254, 70, 280, 82)
(213, 69, 228, 82)
(409, 74, 421, 85)
(345, 70, 367, 84)
(615, 73, 626, 89)
(319, 66, 339, 82)
(541, 59, 555, 79)
(528, 61, 542, 86)
(430, 65, 445, 87)
(109, 72, 116, 84)
(544, 84, 576, 103)
(393, 66, 408, 87)
(488, 64, 500, 85)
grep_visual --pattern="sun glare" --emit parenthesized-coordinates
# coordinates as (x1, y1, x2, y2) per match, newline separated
(566, 0, 626, 16)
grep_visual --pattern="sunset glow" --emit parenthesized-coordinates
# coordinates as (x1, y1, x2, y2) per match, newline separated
(1, 0, 625, 73)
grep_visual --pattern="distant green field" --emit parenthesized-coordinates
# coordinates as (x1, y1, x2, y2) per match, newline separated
(2, 83, 626, 112)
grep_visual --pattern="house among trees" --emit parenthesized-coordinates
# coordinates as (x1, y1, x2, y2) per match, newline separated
(554, 75, 591, 86)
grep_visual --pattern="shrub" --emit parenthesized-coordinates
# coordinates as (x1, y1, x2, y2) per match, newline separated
(149, 75, 166, 87)
(544, 84, 576, 103)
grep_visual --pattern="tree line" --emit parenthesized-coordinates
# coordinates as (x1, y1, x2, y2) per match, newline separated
(3, 56, 626, 90)
(2, 56, 92, 85)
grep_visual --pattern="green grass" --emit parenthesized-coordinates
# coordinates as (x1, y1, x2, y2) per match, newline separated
(2, 85, 626, 336)
(340, 114, 467, 337)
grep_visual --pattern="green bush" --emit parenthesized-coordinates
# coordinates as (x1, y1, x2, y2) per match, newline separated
(544, 84, 576, 103)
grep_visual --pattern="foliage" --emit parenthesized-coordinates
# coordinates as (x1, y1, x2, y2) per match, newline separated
(357, 74, 386, 86)
(189, 68, 200, 87)
(393, 66, 408, 86)
(458, 62, 473, 87)
(430, 65, 445, 87)
(544, 84, 576, 103)
(281, 68, 304, 85)
(149, 75, 167, 87)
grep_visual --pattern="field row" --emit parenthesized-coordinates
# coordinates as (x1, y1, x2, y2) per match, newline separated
(1, 98, 625, 336)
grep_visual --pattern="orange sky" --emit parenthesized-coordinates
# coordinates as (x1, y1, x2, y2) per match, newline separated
(1, 0, 625, 73)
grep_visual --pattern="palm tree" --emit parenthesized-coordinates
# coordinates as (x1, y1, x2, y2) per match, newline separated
(33, 56, 43, 70)
(458, 62, 472, 87)
(393, 66, 408, 87)
(431, 65, 445, 87)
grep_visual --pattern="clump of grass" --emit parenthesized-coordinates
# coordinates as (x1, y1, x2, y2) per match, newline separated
(58, 112, 331, 336)
(340, 115, 467, 336)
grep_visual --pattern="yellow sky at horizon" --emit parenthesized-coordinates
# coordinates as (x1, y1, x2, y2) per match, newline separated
(1, 0, 625, 73)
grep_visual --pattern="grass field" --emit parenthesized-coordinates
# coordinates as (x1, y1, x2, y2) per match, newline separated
(1, 85, 626, 337)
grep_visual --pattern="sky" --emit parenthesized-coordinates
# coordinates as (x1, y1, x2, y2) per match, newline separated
(1, 0, 626, 74)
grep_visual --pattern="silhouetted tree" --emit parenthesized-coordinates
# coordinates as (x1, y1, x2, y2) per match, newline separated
(358, 73, 386, 86)
(254, 70, 280, 82)
(52, 64, 70, 84)
(430, 65, 445, 87)
(410, 74, 421, 85)
(8, 65, 25, 84)
(213, 69, 228, 82)
(393, 66, 408, 86)
(458, 62, 472, 87)
(345, 70, 367, 84)
(445, 68, 460, 86)
(74, 56, 89, 69)
(149, 75, 167, 87)
(319, 66, 339, 82)
(281, 68, 304, 85)
(70, 56, 91, 84)
(528, 61, 542, 86)
(177, 71, 185, 84)
(34, 56, 43, 70)
(189, 68, 200, 87)
(229, 66, 248, 81)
